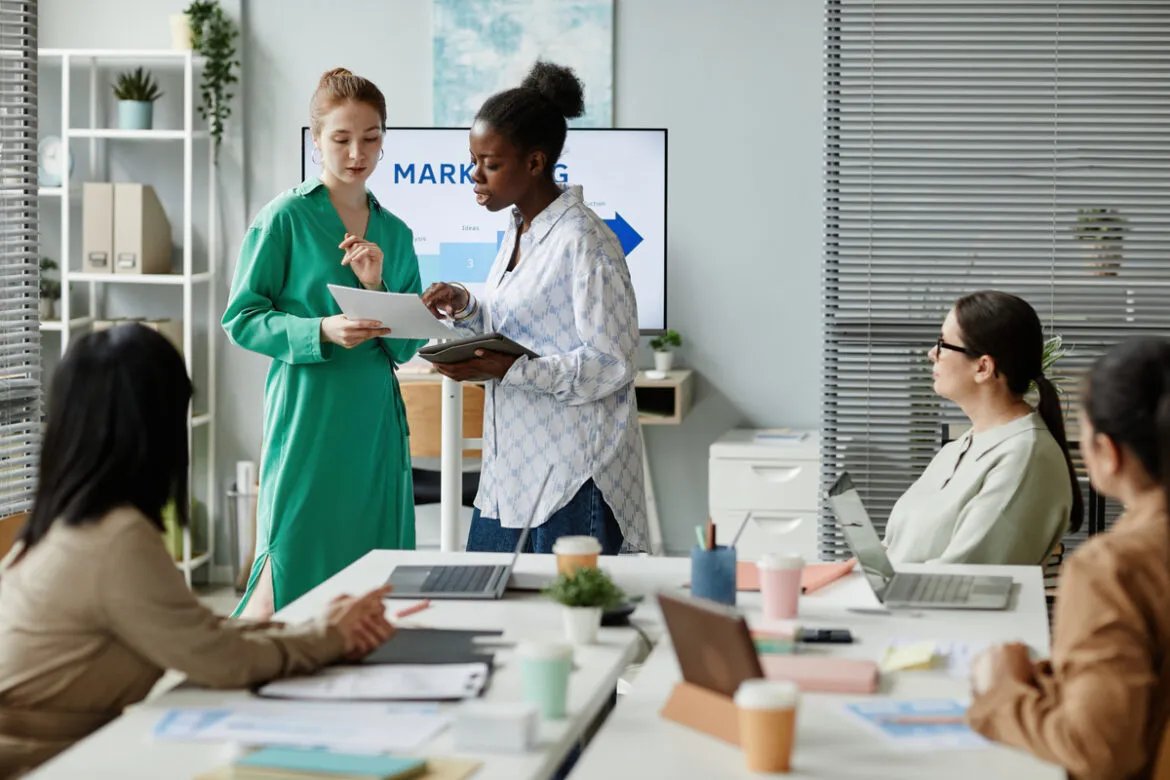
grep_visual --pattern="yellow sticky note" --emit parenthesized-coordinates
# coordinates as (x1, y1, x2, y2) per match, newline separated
(881, 642, 937, 672)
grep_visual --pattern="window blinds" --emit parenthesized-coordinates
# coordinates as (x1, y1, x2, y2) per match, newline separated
(0, 0, 38, 519)
(822, 0, 1170, 558)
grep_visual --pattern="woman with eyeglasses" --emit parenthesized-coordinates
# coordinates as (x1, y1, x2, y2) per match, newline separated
(881, 290, 1083, 565)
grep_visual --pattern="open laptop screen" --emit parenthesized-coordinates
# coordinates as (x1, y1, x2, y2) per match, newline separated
(826, 473, 897, 599)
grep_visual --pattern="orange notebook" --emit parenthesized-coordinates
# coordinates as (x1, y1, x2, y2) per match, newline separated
(761, 654, 880, 694)
(733, 559, 857, 594)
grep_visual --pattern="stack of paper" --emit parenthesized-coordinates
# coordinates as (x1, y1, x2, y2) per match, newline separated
(257, 664, 489, 702)
(154, 703, 449, 753)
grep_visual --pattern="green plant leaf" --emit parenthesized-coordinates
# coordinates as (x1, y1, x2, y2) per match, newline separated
(542, 566, 625, 608)
(649, 328, 682, 351)
(112, 66, 162, 102)
(185, 0, 239, 162)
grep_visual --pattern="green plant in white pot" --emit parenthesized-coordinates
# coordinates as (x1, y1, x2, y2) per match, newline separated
(113, 67, 163, 130)
(649, 329, 682, 373)
(544, 566, 624, 645)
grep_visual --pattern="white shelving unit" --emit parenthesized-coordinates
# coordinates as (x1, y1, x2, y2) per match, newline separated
(38, 48, 218, 587)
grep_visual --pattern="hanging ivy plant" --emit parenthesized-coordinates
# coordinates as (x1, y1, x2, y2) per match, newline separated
(185, 0, 239, 162)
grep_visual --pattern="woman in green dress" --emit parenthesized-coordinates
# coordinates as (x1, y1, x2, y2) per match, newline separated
(222, 68, 425, 617)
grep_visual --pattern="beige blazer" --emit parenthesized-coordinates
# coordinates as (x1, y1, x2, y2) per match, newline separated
(0, 507, 346, 778)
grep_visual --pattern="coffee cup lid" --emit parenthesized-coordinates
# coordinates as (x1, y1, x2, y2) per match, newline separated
(758, 552, 805, 570)
(516, 641, 573, 661)
(553, 535, 602, 555)
(734, 679, 799, 709)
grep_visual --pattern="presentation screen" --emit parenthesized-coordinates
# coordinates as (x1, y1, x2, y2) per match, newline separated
(302, 127, 667, 332)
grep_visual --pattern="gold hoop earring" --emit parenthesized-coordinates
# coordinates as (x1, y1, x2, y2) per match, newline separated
(311, 147, 321, 165)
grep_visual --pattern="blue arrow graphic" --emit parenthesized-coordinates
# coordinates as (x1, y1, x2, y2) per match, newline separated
(604, 212, 643, 255)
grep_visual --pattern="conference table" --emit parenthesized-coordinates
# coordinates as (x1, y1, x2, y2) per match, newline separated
(25, 552, 1061, 779)
(571, 561, 1063, 779)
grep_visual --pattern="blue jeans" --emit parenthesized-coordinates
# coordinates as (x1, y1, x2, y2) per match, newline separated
(466, 479, 624, 554)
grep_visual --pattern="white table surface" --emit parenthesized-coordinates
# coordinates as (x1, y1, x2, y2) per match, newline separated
(25, 551, 672, 780)
(25, 553, 1063, 780)
(570, 561, 1064, 779)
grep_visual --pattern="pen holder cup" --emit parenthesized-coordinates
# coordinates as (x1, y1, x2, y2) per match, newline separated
(690, 545, 737, 606)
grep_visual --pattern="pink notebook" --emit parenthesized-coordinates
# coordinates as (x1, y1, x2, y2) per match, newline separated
(734, 559, 857, 594)
(761, 655, 879, 694)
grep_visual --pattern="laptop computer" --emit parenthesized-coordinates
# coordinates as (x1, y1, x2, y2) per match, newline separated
(386, 467, 551, 600)
(825, 472, 1014, 610)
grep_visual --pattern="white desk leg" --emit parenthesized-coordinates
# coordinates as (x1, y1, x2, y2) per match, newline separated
(640, 426, 663, 555)
(440, 375, 463, 552)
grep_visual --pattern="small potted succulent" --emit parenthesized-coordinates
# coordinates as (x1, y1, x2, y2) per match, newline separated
(544, 566, 625, 645)
(649, 328, 682, 373)
(39, 256, 60, 321)
(113, 67, 163, 130)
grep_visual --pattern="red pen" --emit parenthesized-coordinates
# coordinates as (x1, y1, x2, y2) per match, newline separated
(393, 599, 431, 620)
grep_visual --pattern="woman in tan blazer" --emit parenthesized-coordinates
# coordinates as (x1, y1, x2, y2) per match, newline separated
(968, 336, 1170, 780)
(0, 324, 396, 778)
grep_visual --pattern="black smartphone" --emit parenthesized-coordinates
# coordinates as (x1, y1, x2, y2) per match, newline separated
(797, 628, 854, 644)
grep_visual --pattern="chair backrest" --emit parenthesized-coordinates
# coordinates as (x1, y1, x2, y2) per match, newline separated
(401, 381, 485, 459)
(0, 512, 28, 560)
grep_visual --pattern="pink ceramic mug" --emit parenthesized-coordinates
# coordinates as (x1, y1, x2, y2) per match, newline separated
(758, 553, 804, 620)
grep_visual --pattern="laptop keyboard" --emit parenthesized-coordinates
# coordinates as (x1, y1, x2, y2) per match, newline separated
(422, 565, 498, 594)
(899, 574, 975, 604)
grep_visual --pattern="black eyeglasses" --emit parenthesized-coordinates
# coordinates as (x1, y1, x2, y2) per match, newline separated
(935, 337, 979, 358)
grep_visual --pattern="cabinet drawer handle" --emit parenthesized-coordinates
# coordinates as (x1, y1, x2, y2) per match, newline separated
(752, 515, 804, 534)
(750, 465, 803, 483)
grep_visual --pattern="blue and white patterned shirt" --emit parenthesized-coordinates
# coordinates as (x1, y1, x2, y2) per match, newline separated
(451, 184, 648, 552)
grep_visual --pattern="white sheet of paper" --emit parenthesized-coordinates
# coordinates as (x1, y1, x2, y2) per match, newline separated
(153, 703, 448, 752)
(327, 284, 455, 340)
(257, 662, 490, 701)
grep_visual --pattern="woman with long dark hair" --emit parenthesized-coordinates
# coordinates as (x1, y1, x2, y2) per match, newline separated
(969, 336, 1170, 779)
(882, 290, 1083, 564)
(0, 325, 393, 778)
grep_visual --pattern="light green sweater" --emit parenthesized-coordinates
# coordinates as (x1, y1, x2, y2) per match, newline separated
(883, 413, 1072, 565)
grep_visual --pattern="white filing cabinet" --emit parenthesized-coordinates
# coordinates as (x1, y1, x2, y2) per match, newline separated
(708, 429, 821, 563)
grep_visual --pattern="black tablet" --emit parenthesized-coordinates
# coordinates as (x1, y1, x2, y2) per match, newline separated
(416, 333, 539, 364)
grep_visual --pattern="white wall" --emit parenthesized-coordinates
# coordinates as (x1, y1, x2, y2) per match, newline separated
(38, 0, 825, 563)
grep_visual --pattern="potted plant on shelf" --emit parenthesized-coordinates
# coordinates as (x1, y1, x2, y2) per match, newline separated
(39, 256, 60, 321)
(649, 328, 682, 373)
(544, 566, 625, 645)
(184, 0, 240, 162)
(113, 67, 163, 131)
(1074, 207, 1127, 277)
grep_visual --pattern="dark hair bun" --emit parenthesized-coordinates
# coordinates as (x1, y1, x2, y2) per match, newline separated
(521, 60, 584, 120)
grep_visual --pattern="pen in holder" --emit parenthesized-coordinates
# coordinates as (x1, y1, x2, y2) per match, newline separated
(690, 544, 737, 606)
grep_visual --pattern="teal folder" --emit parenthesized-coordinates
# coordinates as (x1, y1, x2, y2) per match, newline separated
(234, 747, 426, 779)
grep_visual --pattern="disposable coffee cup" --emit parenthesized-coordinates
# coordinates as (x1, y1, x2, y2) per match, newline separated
(735, 679, 799, 773)
(553, 535, 601, 576)
(758, 552, 804, 620)
(517, 641, 573, 719)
